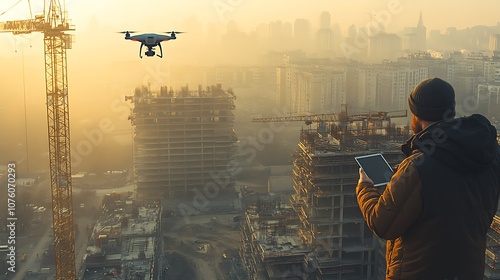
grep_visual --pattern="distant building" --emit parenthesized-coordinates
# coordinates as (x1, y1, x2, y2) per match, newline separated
(369, 33, 402, 63)
(294, 18, 312, 51)
(269, 20, 293, 51)
(490, 34, 500, 52)
(276, 65, 296, 112)
(277, 59, 433, 114)
(428, 29, 444, 50)
(356, 61, 428, 111)
(403, 12, 426, 53)
(343, 25, 367, 61)
(377, 66, 405, 111)
(276, 62, 346, 114)
(485, 60, 500, 83)
(317, 12, 334, 59)
(415, 12, 427, 51)
(477, 83, 500, 118)
(358, 66, 378, 109)
(452, 72, 484, 106)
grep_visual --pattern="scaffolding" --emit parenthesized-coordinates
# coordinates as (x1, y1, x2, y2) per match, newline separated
(290, 115, 410, 280)
(240, 198, 312, 280)
(485, 216, 500, 279)
(128, 84, 237, 197)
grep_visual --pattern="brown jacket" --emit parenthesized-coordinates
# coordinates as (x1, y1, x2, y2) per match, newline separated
(357, 115, 500, 280)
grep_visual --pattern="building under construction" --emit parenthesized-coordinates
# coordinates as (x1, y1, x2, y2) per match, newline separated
(249, 109, 410, 280)
(240, 197, 311, 279)
(485, 216, 500, 280)
(128, 84, 237, 197)
(80, 193, 162, 279)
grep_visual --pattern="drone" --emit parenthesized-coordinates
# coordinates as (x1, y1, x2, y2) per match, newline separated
(120, 31, 184, 58)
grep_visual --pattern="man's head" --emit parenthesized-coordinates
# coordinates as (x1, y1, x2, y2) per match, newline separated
(408, 77, 455, 133)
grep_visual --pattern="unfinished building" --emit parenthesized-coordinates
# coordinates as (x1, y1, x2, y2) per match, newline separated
(80, 193, 162, 279)
(128, 84, 237, 197)
(290, 111, 409, 280)
(250, 109, 409, 280)
(240, 197, 311, 279)
(485, 216, 500, 279)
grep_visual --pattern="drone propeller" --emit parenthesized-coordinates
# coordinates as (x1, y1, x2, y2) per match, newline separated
(166, 31, 185, 34)
(117, 31, 138, 34)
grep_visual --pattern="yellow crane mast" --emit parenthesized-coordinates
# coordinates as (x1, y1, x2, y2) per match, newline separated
(0, 1, 76, 279)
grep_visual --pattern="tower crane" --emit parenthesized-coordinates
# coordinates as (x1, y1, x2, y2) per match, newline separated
(252, 107, 409, 148)
(252, 108, 408, 124)
(0, 1, 76, 279)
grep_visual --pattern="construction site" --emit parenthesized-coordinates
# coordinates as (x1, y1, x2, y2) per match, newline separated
(240, 197, 310, 279)
(3, 2, 500, 279)
(127, 84, 237, 198)
(486, 216, 500, 279)
(244, 109, 410, 280)
(79, 193, 162, 280)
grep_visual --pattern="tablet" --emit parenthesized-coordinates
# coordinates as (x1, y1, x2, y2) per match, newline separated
(355, 153, 394, 187)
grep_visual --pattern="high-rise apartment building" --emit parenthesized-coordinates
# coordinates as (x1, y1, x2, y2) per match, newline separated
(317, 11, 334, 59)
(403, 13, 426, 53)
(369, 33, 402, 63)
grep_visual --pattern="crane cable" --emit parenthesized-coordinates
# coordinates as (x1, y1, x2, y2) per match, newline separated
(21, 47, 30, 172)
(1, 0, 32, 171)
(27, 0, 32, 18)
(0, 0, 24, 18)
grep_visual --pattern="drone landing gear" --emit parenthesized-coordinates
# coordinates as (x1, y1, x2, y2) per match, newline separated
(157, 43, 163, 58)
(139, 43, 144, 59)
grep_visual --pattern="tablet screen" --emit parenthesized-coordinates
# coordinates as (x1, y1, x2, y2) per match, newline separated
(355, 153, 394, 187)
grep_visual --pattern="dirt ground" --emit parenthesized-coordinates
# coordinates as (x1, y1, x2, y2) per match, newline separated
(162, 213, 245, 280)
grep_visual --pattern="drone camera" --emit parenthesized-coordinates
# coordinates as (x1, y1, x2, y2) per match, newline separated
(145, 50, 155, 57)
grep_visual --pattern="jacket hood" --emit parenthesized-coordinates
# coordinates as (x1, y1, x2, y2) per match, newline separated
(402, 114, 499, 172)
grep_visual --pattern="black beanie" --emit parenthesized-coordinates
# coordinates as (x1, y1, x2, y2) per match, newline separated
(408, 77, 456, 121)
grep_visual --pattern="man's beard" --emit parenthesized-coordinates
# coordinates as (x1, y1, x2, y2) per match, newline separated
(411, 116, 423, 134)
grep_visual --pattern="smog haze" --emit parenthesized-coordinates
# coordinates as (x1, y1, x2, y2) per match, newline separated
(1, 0, 499, 172)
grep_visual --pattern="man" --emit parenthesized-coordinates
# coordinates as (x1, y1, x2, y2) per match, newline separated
(356, 77, 500, 280)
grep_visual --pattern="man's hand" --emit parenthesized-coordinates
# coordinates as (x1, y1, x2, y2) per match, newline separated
(358, 168, 374, 185)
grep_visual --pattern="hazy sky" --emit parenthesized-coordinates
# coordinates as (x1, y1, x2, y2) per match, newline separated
(1, 0, 499, 34)
(1, 0, 499, 59)
(69, 0, 499, 32)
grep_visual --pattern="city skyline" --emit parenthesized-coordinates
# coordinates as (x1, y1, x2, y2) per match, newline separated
(1, 0, 500, 36)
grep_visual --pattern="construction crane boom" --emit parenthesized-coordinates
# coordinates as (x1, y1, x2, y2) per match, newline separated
(252, 109, 407, 124)
(0, 17, 44, 34)
(0, 1, 76, 279)
(251, 113, 337, 124)
(348, 109, 408, 121)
